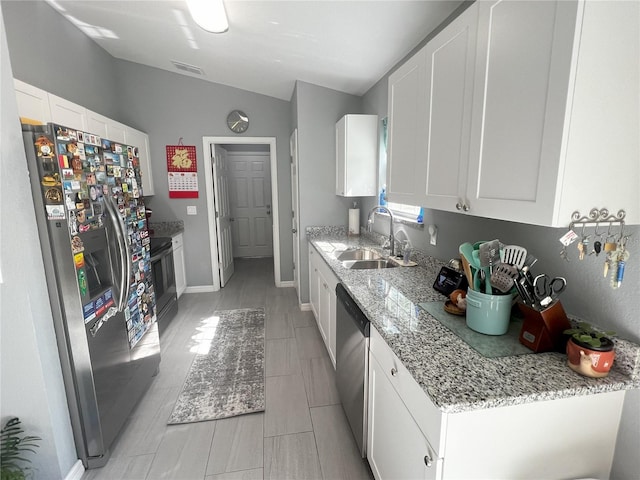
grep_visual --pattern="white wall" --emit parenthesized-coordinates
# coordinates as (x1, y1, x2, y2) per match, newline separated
(0, 7, 77, 478)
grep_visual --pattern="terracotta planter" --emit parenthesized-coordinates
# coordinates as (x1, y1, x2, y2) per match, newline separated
(566, 337, 615, 378)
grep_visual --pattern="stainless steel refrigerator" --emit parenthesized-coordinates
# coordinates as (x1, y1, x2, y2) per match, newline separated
(22, 123, 161, 469)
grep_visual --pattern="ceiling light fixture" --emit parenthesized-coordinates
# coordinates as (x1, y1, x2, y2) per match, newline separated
(186, 0, 229, 34)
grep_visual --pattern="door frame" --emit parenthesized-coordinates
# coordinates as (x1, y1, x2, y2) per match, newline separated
(289, 129, 301, 303)
(203, 136, 281, 291)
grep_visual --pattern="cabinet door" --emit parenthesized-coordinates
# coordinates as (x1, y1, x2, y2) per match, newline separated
(466, 0, 578, 224)
(308, 247, 320, 319)
(48, 93, 87, 130)
(368, 354, 441, 480)
(124, 127, 155, 196)
(336, 115, 378, 197)
(317, 268, 331, 346)
(173, 234, 187, 298)
(13, 79, 52, 124)
(386, 46, 428, 206)
(422, 3, 478, 213)
(86, 111, 109, 138)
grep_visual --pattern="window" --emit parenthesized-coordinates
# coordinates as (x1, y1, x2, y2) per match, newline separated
(379, 117, 423, 223)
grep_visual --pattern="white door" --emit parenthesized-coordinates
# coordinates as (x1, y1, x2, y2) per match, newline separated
(213, 145, 234, 287)
(290, 129, 300, 299)
(228, 152, 273, 257)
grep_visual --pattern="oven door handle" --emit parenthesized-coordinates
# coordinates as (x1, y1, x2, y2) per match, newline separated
(104, 196, 131, 312)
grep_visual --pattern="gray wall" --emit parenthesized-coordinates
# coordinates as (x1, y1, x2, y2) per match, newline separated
(360, 8, 640, 476)
(2, 0, 120, 120)
(0, 7, 77, 478)
(293, 81, 363, 302)
(3, 0, 295, 288)
(114, 59, 293, 286)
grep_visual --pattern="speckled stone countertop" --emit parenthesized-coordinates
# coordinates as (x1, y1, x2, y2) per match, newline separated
(307, 227, 640, 414)
(149, 221, 184, 238)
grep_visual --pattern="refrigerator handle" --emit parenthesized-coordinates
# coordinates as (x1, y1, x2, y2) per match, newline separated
(104, 196, 131, 312)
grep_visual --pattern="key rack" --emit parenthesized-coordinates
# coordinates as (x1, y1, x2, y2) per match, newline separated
(559, 208, 631, 289)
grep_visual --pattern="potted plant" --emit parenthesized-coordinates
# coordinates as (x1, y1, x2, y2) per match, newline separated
(564, 322, 616, 378)
(1, 417, 41, 480)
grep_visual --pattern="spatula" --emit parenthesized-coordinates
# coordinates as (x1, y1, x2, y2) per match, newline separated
(491, 263, 518, 293)
(502, 245, 527, 269)
(479, 240, 500, 294)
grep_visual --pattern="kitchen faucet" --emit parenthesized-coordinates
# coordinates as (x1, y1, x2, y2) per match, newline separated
(367, 206, 396, 257)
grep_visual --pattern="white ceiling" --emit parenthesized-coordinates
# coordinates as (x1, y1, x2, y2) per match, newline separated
(47, 0, 464, 100)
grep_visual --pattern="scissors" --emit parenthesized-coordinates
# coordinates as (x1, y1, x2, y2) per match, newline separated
(533, 274, 566, 307)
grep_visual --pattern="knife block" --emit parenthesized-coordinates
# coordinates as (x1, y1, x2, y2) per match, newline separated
(518, 301, 571, 353)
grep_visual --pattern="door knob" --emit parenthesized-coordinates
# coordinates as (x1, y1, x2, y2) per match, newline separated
(292, 228, 297, 234)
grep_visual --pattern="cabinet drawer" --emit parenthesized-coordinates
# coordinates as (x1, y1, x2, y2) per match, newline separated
(172, 233, 183, 250)
(370, 326, 444, 456)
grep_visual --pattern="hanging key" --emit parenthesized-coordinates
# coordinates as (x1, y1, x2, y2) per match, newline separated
(578, 235, 591, 260)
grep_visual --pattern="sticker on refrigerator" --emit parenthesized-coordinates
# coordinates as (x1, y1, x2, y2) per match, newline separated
(73, 252, 85, 269)
(35, 136, 55, 158)
(83, 300, 95, 323)
(77, 268, 87, 296)
(45, 205, 65, 220)
(41, 173, 61, 187)
(71, 235, 84, 253)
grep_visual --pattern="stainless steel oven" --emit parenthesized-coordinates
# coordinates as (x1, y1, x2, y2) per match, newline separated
(150, 237, 178, 335)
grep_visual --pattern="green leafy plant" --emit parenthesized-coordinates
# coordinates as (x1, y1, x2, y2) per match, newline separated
(0, 417, 41, 480)
(564, 322, 616, 349)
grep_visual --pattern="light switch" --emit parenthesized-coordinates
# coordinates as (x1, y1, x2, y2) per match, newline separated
(187, 206, 197, 215)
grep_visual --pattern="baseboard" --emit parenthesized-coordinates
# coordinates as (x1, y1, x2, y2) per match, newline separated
(184, 285, 216, 293)
(277, 280, 295, 288)
(64, 460, 84, 480)
(299, 303, 312, 311)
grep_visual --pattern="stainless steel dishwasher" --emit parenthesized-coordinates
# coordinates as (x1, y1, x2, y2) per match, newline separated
(335, 283, 370, 458)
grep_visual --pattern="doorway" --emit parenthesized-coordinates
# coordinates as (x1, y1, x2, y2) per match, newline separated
(203, 136, 281, 292)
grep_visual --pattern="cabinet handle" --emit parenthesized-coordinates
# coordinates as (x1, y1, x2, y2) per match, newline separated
(455, 202, 463, 211)
(462, 203, 470, 212)
(390, 367, 398, 377)
(424, 454, 433, 468)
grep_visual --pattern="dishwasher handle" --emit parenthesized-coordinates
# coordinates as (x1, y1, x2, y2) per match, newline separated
(336, 283, 370, 337)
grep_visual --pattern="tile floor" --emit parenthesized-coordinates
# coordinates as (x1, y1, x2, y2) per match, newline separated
(82, 257, 373, 480)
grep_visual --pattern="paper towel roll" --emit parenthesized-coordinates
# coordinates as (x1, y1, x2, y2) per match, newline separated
(348, 208, 360, 236)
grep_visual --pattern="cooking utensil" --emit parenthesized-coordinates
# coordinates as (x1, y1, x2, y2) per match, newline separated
(479, 240, 500, 294)
(491, 263, 518, 293)
(502, 245, 527, 269)
(460, 256, 474, 289)
(533, 274, 566, 307)
(459, 243, 479, 290)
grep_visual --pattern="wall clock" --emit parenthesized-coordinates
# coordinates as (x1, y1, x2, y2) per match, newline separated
(227, 110, 249, 134)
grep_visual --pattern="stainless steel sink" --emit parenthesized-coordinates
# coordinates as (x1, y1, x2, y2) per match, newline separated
(343, 259, 398, 270)
(336, 249, 383, 261)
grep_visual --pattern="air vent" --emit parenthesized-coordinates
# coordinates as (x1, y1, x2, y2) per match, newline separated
(171, 60, 205, 76)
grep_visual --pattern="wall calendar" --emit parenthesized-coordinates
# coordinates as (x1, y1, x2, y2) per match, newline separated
(166, 141, 198, 198)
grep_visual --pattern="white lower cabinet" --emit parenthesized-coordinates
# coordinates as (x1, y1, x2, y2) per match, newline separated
(172, 233, 186, 299)
(368, 354, 442, 480)
(367, 325, 625, 479)
(308, 243, 337, 367)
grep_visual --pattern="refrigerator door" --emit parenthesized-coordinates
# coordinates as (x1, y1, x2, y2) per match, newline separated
(23, 124, 160, 468)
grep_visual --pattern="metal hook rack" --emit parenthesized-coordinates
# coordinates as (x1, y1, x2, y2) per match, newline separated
(559, 208, 628, 263)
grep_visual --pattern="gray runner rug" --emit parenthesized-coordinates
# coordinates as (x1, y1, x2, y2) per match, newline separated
(168, 308, 265, 424)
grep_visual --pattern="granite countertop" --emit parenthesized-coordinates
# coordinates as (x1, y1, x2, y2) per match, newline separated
(307, 227, 640, 414)
(149, 220, 184, 238)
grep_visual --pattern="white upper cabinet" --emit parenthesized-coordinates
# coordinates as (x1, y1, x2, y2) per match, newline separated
(48, 93, 88, 131)
(386, 47, 428, 206)
(86, 111, 126, 144)
(13, 79, 52, 124)
(13, 80, 156, 197)
(335, 114, 378, 197)
(422, 2, 478, 212)
(387, 0, 639, 226)
(124, 127, 155, 196)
